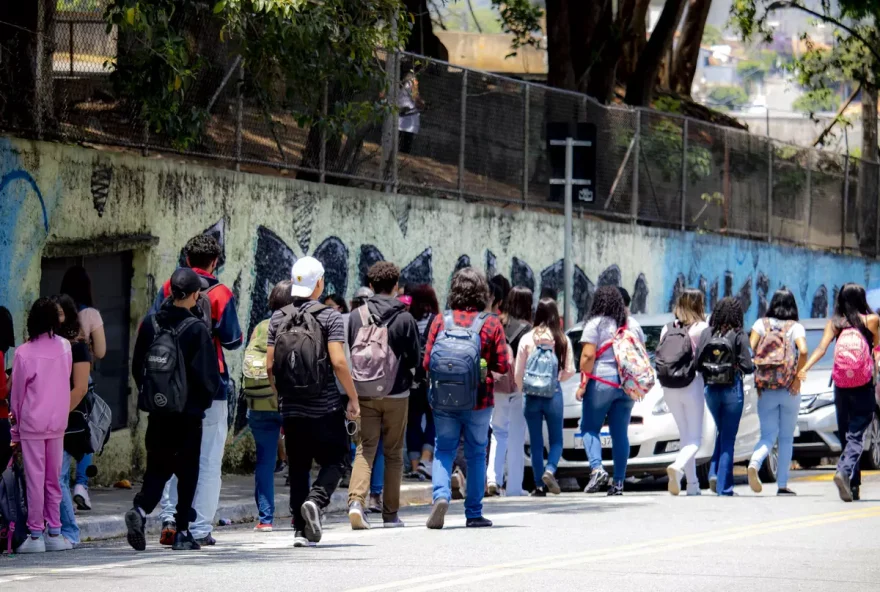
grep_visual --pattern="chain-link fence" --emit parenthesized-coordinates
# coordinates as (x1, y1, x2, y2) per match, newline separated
(3, 8, 880, 258)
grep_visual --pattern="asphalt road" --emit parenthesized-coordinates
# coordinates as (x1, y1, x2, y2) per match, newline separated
(3, 469, 880, 592)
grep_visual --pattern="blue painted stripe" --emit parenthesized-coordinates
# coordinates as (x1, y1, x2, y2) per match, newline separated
(0, 169, 49, 232)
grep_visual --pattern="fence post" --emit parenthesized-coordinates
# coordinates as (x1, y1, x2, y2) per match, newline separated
(458, 69, 468, 199)
(69, 21, 74, 76)
(680, 118, 688, 231)
(803, 150, 812, 246)
(767, 140, 773, 242)
(522, 83, 529, 207)
(631, 110, 640, 222)
(381, 50, 398, 193)
(319, 80, 328, 184)
(234, 62, 243, 172)
(842, 154, 850, 252)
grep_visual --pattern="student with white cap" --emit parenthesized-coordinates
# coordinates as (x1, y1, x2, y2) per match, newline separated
(266, 257, 360, 548)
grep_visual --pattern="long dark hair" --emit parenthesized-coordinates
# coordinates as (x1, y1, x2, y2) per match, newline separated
(534, 298, 567, 361)
(506, 286, 533, 323)
(27, 298, 59, 341)
(53, 294, 83, 342)
(767, 288, 799, 322)
(409, 284, 439, 320)
(710, 297, 744, 333)
(323, 294, 349, 314)
(60, 265, 94, 309)
(833, 283, 872, 343)
(588, 286, 627, 328)
(0, 306, 14, 353)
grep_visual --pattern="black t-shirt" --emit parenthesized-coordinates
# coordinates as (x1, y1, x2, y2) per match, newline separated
(70, 340, 91, 390)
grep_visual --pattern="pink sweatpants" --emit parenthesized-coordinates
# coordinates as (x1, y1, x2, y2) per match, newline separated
(20, 437, 64, 535)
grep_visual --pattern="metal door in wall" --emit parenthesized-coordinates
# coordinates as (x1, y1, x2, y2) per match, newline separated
(40, 252, 133, 429)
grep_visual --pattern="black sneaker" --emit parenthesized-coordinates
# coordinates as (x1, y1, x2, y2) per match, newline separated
(607, 482, 624, 496)
(124, 508, 146, 551)
(194, 534, 216, 546)
(172, 531, 201, 551)
(584, 469, 610, 493)
(833, 471, 853, 502)
(777, 487, 797, 496)
(301, 500, 323, 543)
(293, 530, 315, 548)
(466, 516, 493, 528)
(530, 488, 547, 497)
(426, 498, 449, 530)
(853, 485, 861, 501)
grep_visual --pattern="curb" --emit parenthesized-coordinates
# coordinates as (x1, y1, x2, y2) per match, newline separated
(78, 484, 433, 542)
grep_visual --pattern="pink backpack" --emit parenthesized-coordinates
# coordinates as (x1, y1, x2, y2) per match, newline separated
(349, 305, 401, 397)
(832, 328, 873, 388)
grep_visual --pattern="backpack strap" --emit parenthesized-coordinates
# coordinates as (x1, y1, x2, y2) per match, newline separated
(469, 312, 490, 335)
(443, 310, 456, 330)
(358, 304, 371, 326)
(762, 318, 772, 334)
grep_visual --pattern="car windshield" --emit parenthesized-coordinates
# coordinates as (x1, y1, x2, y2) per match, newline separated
(804, 327, 832, 370)
(566, 324, 664, 368)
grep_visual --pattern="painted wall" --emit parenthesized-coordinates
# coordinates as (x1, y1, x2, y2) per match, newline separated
(2, 136, 879, 479)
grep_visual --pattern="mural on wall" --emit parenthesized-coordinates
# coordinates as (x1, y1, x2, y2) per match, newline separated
(90, 165, 112, 217)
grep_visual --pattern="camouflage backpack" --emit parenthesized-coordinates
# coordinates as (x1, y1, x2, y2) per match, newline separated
(243, 319, 276, 410)
(754, 319, 797, 391)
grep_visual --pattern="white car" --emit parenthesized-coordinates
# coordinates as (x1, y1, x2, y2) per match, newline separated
(524, 314, 772, 489)
(793, 319, 880, 470)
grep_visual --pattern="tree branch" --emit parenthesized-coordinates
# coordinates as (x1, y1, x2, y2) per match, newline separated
(466, 0, 483, 33)
(812, 83, 860, 147)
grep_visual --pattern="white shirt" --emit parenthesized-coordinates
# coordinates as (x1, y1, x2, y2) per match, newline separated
(750, 318, 806, 342)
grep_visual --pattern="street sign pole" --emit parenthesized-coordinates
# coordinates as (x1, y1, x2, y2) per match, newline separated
(550, 137, 592, 329)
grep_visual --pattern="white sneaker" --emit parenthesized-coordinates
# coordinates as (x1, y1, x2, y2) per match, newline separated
(45, 535, 74, 552)
(666, 466, 683, 496)
(73, 484, 91, 511)
(748, 463, 763, 493)
(686, 485, 702, 496)
(16, 536, 46, 554)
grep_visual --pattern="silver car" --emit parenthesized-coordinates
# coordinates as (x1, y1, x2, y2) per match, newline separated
(524, 314, 771, 489)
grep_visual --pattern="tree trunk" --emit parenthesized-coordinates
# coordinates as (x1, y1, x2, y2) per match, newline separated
(0, 0, 56, 131)
(670, 0, 712, 97)
(624, 0, 687, 106)
(617, 0, 652, 84)
(546, 0, 576, 90)
(581, 1, 622, 101)
(857, 83, 879, 253)
(567, 0, 608, 94)
(403, 0, 447, 59)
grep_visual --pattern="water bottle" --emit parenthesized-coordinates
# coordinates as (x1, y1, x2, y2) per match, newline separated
(480, 358, 488, 383)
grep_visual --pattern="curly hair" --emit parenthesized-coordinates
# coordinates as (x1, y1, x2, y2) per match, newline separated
(27, 297, 60, 341)
(53, 294, 83, 341)
(449, 268, 489, 311)
(269, 280, 295, 312)
(367, 261, 400, 295)
(710, 297, 744, 332)
(184, 234, 222, 270)
(588, 285, 627, 327)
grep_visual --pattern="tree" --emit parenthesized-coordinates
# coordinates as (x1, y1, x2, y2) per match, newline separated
(706, 85, 749, 111)
(792, 89, 842, 113)
(625, 0, 687, 106)
(702, 23, 723, 45)
(670, 0, 713, 97)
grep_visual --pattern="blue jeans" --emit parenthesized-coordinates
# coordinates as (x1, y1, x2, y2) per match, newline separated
(371, 436, 385, 496)
(751, 388, 799, 488)
(60, 452, 80, 544)
(580, 378, 634, 482)
(705, 377, 744, 496)
(432, 407, 492, 519)
(248, 409, 282, 525)
(76, 453, 92, 487)
(524, 385, 564, 488)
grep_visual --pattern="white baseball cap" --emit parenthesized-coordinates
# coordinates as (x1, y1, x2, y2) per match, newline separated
(290, 257, 325, 298)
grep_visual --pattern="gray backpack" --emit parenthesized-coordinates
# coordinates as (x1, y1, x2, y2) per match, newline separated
(349, 305, 401, 398)
(522, 344, 558, 397)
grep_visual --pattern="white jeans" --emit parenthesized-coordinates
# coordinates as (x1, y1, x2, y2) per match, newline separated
(487, 393, 527, 496)
(664, 376, 705, 490)
(160, 400, 228, 538)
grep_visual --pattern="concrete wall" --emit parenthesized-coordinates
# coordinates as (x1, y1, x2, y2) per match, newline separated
(3, 136, 880, 480)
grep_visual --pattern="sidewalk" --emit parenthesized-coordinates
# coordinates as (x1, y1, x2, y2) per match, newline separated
(76, 473, 433, 541)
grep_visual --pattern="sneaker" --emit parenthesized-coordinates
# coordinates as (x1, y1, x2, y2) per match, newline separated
(466, 516, 493, 528)
(160, 520, 177, 546)
(383, 517, 405, 528)
(542, 471, 561, 495)
(73, 484, 91, 511)
(777, 487, 797, 496)
(16, 536, 46, 554)
(293, 530, 315, 548)
(451, 468, 466, 500)
(404, 471, 426, 482)
(686, 487, 702, 496)
(530, 488, 546, 497)
(125, 508, 146, 551)
(584, 469, 609, 493)
(45, 534, 73, 552)
(709, 476, 717, 494)
(417, 460, 433, 480)
(607, 481, 624, 496)
(852, 485, 861, 501)
(254, 523, 274, 533)
(301, 500, 323, 543)
(348, 501, 371, 530)
(666, 466, 683, 496)
(172, 531, 202, 551)
(834, 471, 853, 502)
(747, 463, 763, 493)
(487, 482, 500, 497)
(426, 498, 449, 530)
(368, 493, 382, 514)
(274, 459, 287, 474)
(194, 534, 217, 546)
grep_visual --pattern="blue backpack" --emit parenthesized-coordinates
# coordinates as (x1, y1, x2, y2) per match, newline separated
(428, 312, 489, 412)
(522, 344, 558, 397)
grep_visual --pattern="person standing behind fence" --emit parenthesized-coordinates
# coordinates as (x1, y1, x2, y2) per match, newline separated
(0, 307, 14, 473)
(487, 286, 533, 497)
(60, 265, 106, 512)
(397, 63, 425, 155)
(798, 283, 880, 502)
(406, 285, 440, 480)
(658, 289, 708, 496)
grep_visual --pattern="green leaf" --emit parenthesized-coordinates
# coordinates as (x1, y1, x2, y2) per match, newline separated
(125, 6, 135, 25)
(213, 1, 226, 14)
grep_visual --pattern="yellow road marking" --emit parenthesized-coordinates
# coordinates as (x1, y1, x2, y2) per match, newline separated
(346, 505, 880, 592)
(793, 470, 880, 482)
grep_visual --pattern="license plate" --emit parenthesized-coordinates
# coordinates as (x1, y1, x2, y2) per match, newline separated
(600, 431, 612, 448)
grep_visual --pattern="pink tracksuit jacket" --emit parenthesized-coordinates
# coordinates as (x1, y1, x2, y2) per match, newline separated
(10, 334, 72, 441)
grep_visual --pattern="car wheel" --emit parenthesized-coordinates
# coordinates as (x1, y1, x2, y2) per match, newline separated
(796, 457, 821, 469)
(758, 446, 779, 484)
(860, 414, 880, 470)
(697, 462, 712, 490)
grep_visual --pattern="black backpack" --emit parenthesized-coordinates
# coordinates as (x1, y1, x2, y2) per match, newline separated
(0, 456, 28, 554)
(272, 303, 329, 401)
(195, 284, 220, 333)
(699, 330, 737, 386)
(139, 316, 199, 414)
(656, 322, 697, 389)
